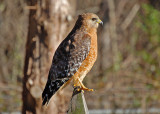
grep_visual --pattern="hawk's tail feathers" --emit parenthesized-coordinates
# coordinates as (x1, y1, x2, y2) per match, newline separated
(42, 79, 68, 106)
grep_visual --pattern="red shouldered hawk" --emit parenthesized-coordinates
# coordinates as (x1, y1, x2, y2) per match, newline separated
(42, 13, 103, 105)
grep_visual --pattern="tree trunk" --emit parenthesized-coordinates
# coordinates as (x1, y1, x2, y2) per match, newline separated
(22, 0, 75, 113)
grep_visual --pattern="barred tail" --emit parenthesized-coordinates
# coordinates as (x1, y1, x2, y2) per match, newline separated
(42, 79, 68, 106)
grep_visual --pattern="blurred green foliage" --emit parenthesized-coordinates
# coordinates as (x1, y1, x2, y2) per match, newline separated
(136, 4, 160, 77)
(133, 4, 160, 107)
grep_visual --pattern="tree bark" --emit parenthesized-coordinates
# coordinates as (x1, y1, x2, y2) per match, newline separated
(22, 0, 75, 113)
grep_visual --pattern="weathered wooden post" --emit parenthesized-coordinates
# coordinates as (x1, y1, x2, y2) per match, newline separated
(67, 89, 89, 114)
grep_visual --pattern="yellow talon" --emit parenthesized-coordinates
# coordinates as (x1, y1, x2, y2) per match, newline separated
(74, 77, 94, 92)
(76, 87, 94, 92)
(77, 88, 81, 91)
(89, 89, 94, 91)
(83, 88, 94, 92)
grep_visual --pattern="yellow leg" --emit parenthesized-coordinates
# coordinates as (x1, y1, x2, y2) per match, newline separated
(74, 77, 94, 92)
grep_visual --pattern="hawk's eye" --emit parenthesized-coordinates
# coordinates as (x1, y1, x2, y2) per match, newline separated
(92, 18, 97, 21)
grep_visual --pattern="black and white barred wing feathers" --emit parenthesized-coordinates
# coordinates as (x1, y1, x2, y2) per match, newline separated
(42, 32, 91, 105)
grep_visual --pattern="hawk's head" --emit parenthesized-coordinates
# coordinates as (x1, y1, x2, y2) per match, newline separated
(77, 13, 103, 29)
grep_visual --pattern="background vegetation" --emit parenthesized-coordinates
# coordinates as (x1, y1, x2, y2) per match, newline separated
(0, 0, 160, 113)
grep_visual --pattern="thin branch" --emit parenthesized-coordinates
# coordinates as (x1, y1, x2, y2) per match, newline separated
(117, 0, 128, 19)
(108, 0, 119, 70)
(25, 5, 37, 10)
(121, 4, 140, 30)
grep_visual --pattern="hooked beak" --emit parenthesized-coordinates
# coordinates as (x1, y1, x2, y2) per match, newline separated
(97, 19, 103, 25)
